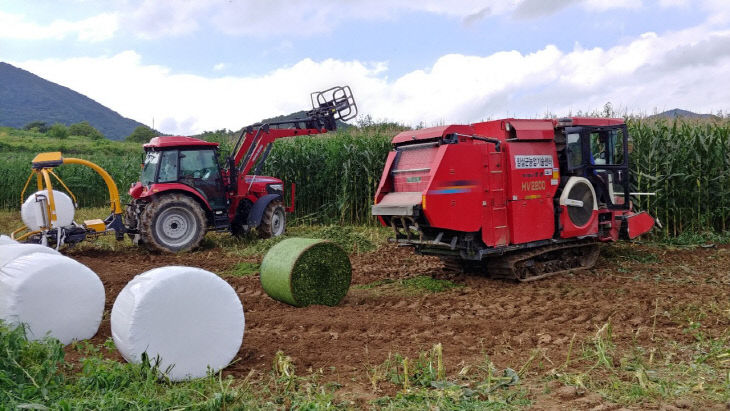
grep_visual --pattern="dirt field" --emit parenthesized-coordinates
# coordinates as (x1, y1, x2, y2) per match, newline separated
(66, 241, 730, 409)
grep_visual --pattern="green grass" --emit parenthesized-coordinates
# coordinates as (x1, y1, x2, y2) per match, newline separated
(218, 224, 390, 258)
(553, 322, 730, 407)
(228, 261, 260, 277)
(600, 244, 660, 264)
(367, 344, 529, 409)
(0, 321, 352, 409)
(355, 275, 465, 295)
(1, 321, 533, 409)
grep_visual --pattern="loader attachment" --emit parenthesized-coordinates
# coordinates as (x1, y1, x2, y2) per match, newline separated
(310, 85, 358, 127)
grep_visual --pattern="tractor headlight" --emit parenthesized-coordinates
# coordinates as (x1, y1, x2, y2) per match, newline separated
(267, 184, 284, 194)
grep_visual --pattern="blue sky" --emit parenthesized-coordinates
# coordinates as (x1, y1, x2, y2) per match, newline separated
(1, 0, 729, 135)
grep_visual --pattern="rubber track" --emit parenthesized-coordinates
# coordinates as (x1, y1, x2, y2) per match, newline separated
(488, 241, 600, 282)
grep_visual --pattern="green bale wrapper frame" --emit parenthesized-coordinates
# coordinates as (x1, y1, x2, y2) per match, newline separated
(260, 238, 352, 307)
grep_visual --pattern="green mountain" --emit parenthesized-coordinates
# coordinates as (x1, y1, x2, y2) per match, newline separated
(649, 108, 719, 120)
(0, 62, 146, 140)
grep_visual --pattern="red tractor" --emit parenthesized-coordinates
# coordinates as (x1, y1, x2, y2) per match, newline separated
(125, 86, 357, 252)
(372, 117, 656, 281)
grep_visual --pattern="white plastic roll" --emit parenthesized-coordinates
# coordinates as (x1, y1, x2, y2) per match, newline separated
(21, 189, 75, 231)
(0, 243, 60, 267)
(111, 266, 245, 381)
(0, 235, 18, 245)
(0, 253, 105, 345)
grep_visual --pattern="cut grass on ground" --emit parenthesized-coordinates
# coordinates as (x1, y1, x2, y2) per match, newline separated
(355, 275, 465, 295)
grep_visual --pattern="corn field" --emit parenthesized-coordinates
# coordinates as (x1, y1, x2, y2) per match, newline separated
(629, 118, 730, 236)
(0, 152, 141, 209)
(261, 127, 394, 225)
(1, 119, 729, 236)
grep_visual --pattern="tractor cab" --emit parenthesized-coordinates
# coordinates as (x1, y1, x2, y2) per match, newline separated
(559, 119, 631, 210)
(131, 137, 227, 211)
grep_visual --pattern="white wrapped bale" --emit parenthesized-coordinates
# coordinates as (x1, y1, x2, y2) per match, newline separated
(0, 243, 60, 267)
(111, 266, 245, 381)
(0, 235, 18, 245)
(0, 253, 105, 345)
(21, 189, 75, 230)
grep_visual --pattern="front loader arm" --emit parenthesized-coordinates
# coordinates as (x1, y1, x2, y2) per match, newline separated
(233, 126, 328, 179)
(227, 85, 357, 194)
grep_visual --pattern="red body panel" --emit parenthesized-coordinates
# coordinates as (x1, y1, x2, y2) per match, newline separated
(569, 117, 624, 127)
(508, 198, 555, 243)
(227, 175, 285, 220)
(506, 119, 555, 140)
(391, 125, 466, 144)
(625, 211, 655, 239)
(422, 143, 482, 232)
(559, 206, 598, 239)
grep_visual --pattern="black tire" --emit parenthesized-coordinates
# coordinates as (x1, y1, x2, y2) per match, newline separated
(258, 201, 285, 239)
(139, 193, 207, 252)
(231, 199, 253, 237)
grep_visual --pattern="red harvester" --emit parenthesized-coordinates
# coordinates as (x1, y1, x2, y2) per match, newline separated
(372, 117, 656, 281)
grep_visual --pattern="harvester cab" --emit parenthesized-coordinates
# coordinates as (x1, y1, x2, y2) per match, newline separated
(125, 85, 357, 252)
(372, 117, 656, 281)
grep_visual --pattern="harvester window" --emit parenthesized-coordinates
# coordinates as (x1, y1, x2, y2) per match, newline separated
(158, 150, 179, 183)
(141, 151, 160, 186)
(566, 133, 582, 169)
(610, 129, 625, 165)
(589, 133, 607, 165)
(590, 130, 624, 166)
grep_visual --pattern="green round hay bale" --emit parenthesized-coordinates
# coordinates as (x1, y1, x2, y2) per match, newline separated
(260, 238, 351, 307)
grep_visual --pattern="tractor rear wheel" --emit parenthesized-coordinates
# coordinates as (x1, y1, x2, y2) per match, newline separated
(139, 193, 207, 252)
(258, 201, 285, 239)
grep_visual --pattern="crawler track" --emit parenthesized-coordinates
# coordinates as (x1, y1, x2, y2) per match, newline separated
(441, 240, 600, 281)
(488, 241, 600, 282)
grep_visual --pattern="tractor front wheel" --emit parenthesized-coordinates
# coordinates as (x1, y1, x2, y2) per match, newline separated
(258, 201, 285, 239)
(140, 193, 207, 252)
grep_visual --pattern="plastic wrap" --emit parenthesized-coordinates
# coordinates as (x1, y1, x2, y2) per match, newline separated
(0, 243, 60, 267)
(21, 189, 75, 230)
(0, 253, 105, 345)
(0, 235, 18, 245)
(111, 266, 245, 381)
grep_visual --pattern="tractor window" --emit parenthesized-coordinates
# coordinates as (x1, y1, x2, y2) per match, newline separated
(158, 150, 179, 183)
(140, 151, 160, 186)
(180, 150, 219, 181)
(566, 133, 582, 169)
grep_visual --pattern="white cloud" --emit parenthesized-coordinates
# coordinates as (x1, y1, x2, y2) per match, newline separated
(12, 24, 730, 135)
(213, 63, 228, 71)
(583, 0, 642, 12)
(122, 0, 640, 38)
(658, 0, 689, 7)
(0, 11, 118, 42)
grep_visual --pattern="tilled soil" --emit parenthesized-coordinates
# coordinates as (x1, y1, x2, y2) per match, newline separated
(67, 242, 730, 408)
